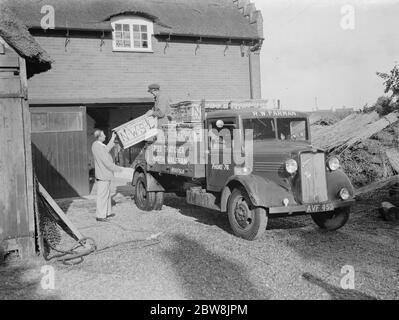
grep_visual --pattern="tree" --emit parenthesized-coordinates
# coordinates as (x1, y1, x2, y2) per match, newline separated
(374, 96, 394, 116)
(377, 64, 399, 97)
(370, 65, 399, 116)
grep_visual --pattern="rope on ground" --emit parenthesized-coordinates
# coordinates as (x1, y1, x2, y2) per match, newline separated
(44, 237, 97, 266)
(92, 238, 161, 256)
(92, 232, 163, 255)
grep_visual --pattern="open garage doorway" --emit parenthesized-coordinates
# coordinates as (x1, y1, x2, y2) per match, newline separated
(30, 102, 152, 199)
(86, 103, 153, 192)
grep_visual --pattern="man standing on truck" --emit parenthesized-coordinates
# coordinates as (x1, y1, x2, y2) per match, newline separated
(146, 83, 172, 127)
(92, 130, 123, 222)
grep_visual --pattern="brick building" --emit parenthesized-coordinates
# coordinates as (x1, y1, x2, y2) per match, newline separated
(5, 0, 264, 198)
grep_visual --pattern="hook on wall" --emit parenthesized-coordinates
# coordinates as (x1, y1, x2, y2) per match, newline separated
(240, 41, 246, 57)
(164, 33, 171, 54)
(224, 39, 232, 56)
(195, 37, 202, 55)
(65, 29, 70, 52)
(100, 30, 105, 51)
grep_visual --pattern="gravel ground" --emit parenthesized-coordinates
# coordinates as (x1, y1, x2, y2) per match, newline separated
(1, 181, 398, 300)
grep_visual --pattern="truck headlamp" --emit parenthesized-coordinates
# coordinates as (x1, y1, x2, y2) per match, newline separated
(234, 166, 252, 176)
(328, 157, 340, 171)
(339, 188, 350, 200)
(285, 159, 298, 174)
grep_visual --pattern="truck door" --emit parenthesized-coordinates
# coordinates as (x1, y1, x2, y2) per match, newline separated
(206, 117, 237, 192)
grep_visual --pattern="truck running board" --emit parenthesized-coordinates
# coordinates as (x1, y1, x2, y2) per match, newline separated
(186, 187, 221, 212)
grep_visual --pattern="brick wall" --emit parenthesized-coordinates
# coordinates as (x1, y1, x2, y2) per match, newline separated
(28, 35, 262, 102)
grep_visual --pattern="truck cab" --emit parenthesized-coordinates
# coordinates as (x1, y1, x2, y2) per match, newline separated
(131, 107, 355, 241)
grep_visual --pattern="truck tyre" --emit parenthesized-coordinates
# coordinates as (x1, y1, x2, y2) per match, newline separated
(132, 171, 140, 189)
(311, 207, 350, 231)
(134, 173, 164, 211)
(227, 188, 268, 241)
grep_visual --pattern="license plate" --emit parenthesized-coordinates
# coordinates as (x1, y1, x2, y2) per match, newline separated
(306, 203, 334, 213)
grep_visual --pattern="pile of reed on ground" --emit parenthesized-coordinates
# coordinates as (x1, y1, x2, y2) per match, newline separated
(311, 111, 399, 188)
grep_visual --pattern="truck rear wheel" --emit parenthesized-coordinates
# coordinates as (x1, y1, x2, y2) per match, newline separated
(227, 188, 268, 241)
(311, 207, 350, 231)
(134, 173, 164, 211)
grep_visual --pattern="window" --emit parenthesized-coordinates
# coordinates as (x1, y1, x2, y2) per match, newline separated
(31, 112, 83, 133)
(111, 16, 154, 52)
(209, 119, 236, 147)
(114, 24, 131, 49)
(243, 118, 276, 140)
(133, 24, 149, 49)
(276, 118, 308, 141)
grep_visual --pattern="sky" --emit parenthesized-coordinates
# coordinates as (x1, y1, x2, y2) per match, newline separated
(252, 0, 399, 111)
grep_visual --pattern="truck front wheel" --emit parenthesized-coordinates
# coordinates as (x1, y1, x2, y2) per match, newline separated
(227, 188, 268, 241)
(311, 207, 350, 231)
(134, 173, 164, 211)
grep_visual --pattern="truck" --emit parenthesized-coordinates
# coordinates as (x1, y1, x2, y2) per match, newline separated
(124, 101, 355, 241)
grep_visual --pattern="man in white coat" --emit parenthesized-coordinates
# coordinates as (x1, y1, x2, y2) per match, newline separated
(92, 130, 123, 222)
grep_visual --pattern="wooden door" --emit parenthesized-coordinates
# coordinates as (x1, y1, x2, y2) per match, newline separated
(30, 106, 89, 199)
(0, 50, 35, 258)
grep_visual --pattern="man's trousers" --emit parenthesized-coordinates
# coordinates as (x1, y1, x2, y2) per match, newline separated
(96, 180, 112, 219)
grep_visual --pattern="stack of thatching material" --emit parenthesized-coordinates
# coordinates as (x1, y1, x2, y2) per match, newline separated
(309, 112, 340, 126)
(311, 111, 399, 188)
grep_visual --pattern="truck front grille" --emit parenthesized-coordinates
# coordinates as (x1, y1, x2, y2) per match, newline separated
(300, 153, 328, 204)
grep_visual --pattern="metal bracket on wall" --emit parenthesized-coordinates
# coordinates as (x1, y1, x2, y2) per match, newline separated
(195, 37, 202, 55)
(240, 41, 246, 57)
(65, 29, 70, 52)
(224, 39, 232, 56)
(100, 30, 105, 51)
(164, 33, 171, 54)
(247, 41, 254, 57)
(250, 39, 263, 53)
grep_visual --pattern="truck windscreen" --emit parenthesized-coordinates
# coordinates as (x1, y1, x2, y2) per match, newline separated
(242, 118, 276, 140)
(243, 118, 308, 141)
(276, 118, 308, 141)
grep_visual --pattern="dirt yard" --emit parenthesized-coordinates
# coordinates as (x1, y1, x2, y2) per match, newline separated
(0, 180, 398, 300)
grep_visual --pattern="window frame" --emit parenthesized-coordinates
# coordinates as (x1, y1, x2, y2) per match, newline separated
(31, 111, 84, 133)
(111, 16, 154, 53)
(242, 117, 277, 141)
(276, 117, 309, 141)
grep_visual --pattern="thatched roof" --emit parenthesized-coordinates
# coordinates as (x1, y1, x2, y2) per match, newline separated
(0, 1, 52, 77)
(4, 0, 262, 40)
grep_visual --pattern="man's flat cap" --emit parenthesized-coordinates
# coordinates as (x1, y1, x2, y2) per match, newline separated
(148, 83, 160, 92)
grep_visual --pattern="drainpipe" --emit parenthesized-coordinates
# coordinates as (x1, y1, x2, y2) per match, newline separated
(249, 51, 254, 99)
(248, 40, 263, 100)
